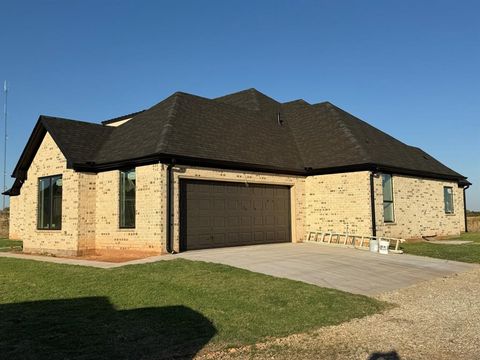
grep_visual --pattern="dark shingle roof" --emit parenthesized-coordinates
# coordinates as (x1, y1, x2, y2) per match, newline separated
(7, 88, 469, 195)
(42, 116, 114, 164)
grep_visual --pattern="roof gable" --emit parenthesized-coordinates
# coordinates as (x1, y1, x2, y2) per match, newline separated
(11, 115, 113, 180)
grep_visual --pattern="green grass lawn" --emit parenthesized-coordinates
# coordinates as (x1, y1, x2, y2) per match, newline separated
(401, 232, 480, 263)
(0, 257, 386, 359)
(0, 238, 22, 252)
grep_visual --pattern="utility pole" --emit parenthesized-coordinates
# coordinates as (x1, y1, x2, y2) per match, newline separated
(2, 81, 8, 210)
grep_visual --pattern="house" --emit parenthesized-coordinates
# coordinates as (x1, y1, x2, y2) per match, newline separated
(6, 89, 471, 256)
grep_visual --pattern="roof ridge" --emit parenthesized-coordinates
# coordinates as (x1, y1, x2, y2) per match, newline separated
(313, 101, 332, 107)
(327, 102, 414, 151)
(278, 104, 306, 169)
(172, 91, 211, 100)
(323, 104, 370, 162)
(282, 99, 311, 106)
(214, 88, 280, 111)
(184, 90, 281, 117)
(155, 93, 183, 153)
(40, 115, 101, 127)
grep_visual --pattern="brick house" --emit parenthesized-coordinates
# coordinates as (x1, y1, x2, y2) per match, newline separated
(6, 89, 471, 256)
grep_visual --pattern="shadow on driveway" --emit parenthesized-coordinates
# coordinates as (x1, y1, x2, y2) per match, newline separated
(0, 297, 216, 359)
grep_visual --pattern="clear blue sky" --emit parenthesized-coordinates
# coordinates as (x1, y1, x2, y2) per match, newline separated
(1, 1, 479, 209)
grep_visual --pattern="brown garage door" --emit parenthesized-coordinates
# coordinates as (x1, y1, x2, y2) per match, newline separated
(180, 180, 291, 251)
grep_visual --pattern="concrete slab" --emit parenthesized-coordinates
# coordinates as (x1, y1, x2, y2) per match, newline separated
(1, 243, 476, 296)
(177, 243, 477, 295)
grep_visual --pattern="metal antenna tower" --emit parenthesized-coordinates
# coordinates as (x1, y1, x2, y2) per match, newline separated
(2, 81, 8, 210)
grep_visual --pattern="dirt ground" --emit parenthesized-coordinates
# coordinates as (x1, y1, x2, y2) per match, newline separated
(17, 249, 161, 263)
(198, 267, 480, 360)
(68, 250, 161, 263)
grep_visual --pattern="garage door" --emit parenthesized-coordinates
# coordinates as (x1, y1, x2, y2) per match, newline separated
(180, 180, 291, 251)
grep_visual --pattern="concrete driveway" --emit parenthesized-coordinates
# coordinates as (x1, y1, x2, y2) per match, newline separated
(178, 243, 476, 295)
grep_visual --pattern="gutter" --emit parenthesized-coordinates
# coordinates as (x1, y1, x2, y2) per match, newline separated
(165, 162, 175, 254)
(463, 185, 470, 232)
(370, 171, 377, 237)
(72, 157, 470, 185)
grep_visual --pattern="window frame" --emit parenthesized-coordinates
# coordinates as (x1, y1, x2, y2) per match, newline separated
(382, 173, 395, 223)
(119, 168, 136, 229)
(37, 174, 63, 230)
(444, 186, 454, 214)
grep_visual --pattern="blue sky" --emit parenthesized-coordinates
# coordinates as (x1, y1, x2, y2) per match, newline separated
(1, 0, 479, 209)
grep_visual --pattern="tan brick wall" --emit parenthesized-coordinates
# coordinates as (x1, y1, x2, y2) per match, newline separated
(77, 173, 97, 253)
(171, 166, 306, 252)
(304, 172, 372, 236)
(94, 163, 165, 253)
(9, 196, 23, 240)
(104, 118, 133, 127)
(9, 133, 81, 255)
(8, 133, 467, 254)
(374, 174, 465, 239)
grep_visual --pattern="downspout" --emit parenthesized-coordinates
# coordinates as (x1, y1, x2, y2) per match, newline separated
(463, 185, 470, 232)
(165, 162, 175, 254)
(370, 171, 377, 237)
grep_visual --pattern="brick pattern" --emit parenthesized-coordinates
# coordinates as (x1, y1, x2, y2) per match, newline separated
(304, 172, 372, 236)
(374, 174, 465, 239)
(9, 133, 80, 255)
(94, 163, 165, 253)
(77, 173, 97, 253)
(9, 197, 22, 240)
(9, 133, 467, 255)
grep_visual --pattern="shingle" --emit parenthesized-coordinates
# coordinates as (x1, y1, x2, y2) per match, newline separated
(10, 88, 469, 190)
(41, 116, 114, 164)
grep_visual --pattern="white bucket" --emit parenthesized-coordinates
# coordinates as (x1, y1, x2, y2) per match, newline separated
(379, 239, 389, 255)
(369, 239, 379, 253)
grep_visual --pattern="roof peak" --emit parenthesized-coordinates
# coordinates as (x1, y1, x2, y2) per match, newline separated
(214, 88, 280, 111)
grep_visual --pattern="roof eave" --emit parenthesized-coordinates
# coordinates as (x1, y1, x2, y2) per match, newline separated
(73, 153, 306, 176)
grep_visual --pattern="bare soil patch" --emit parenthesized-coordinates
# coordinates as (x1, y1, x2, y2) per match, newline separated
(197, 267, 480, 359)
(70, 250, 162, 263)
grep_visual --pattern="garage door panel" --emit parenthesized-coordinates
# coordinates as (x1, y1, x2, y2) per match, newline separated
(227, 199, 238, 210)
(198, 199, 211, 210)
(227, 232, 239, 242)
(188, 215, 211, 228)
(273, 199, 288, 210)
(180, 180, 291, 251)
(212, 233, 226, 244)
(240, 216, 252, 226)
(213, 216, 225, 227)
(265, 215, 275, 225)
(276, 231, 287, 241)
(194, 233, 213, 246)
(226, 216, 239, 226)
(276, 214, 288, 226)
(254, 231, 265, 242)
(213, 199, 225, 210)
(239, 232, 253, 243)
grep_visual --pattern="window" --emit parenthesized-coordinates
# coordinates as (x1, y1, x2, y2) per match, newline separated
(119, 169, 136, 228)
(37, 175, 62, 230)
(382, 174, 394, 222)
(444, 186, 454, 214)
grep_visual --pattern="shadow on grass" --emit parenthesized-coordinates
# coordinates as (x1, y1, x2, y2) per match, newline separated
(368, 350, 401, 360)
(0, 297, 216, 359)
